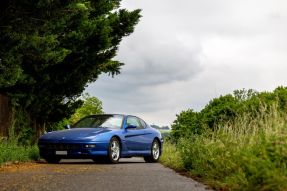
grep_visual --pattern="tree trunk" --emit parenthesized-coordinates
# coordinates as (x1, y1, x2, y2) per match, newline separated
(0, 94, 12, 137)
(36, 121, 45, 138)
(31, 117, 45, 140)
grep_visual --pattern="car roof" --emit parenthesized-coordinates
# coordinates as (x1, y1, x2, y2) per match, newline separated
(86, 114, 142, 119)
(84, 114, 124, 117)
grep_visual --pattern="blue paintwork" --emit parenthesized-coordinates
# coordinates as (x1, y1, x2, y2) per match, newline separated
(38, 114, 163, 159)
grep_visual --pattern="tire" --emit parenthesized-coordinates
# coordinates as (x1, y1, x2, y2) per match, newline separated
(144, 139, 160, 163)
(107, 137, 121, 164)
(45, 157, 61, 164)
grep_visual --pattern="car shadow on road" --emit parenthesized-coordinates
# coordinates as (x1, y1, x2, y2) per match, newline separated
(37, 158, 146, 165)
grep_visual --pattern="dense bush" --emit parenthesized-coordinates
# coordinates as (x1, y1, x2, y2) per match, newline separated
(171, 109, 204, 142)
(172, 105, 287, 190)
(170, 87, 287, 143)
(163, 86, 287, 190)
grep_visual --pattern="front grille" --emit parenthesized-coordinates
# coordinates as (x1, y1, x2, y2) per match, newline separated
(42, 143, 82, 150)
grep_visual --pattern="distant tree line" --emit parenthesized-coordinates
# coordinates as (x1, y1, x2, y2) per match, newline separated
(150, 124, 170, 130)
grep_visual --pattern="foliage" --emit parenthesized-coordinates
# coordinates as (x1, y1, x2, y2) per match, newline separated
(0, 111, 40, 164)
(160, 141, 184, 171)
(0, 118, 40, 165)
(163, 105, 287, 190)
(46, 117, 70, 132)
(0, 0, 141, 132)
(201, 94, 243, 128)
(165, 87, 287, 190)
(70, 93, 104, 124)
(170, 87, 287, 143)
(184, 105, 287, 190)
(10, 107, 36, 145)
(46, 93, 104, 131)
(171, 109, 204, 142)
(0, 141, 39, 164)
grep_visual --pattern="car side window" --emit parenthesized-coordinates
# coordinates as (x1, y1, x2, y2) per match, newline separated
(139, 119, 147, 129)
(73, 117, 94, 127)
(126, 117, 143, 130)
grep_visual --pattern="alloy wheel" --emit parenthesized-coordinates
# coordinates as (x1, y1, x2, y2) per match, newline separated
(152, 141, 160, 160)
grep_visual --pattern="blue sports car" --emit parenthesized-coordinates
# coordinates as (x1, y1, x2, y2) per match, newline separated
(38, 114, 163, 164)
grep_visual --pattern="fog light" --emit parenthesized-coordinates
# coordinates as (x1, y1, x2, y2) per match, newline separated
(84, 144, 96, 148)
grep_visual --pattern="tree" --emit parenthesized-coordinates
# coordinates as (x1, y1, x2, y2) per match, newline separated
(170, 109, 203, 142)
(70, 93, 103, 124)
(201, 94, 242, 128)
(0, 0, 141, 136)
(233, 89, 257, 101)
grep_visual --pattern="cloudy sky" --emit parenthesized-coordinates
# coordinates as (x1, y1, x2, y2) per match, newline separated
(86, 0, 287, 126)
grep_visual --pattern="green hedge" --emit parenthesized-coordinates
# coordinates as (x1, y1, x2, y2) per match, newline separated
(161, 104, 287, 190)
(170, 87, 287, 143)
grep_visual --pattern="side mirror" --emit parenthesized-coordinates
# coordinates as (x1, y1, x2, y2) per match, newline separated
(126, 124, 137, 129)
(64, 124, 71, 129)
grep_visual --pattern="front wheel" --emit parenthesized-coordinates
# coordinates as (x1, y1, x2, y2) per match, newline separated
(144, 139, 160, 163)
(107, 137, 121, 164)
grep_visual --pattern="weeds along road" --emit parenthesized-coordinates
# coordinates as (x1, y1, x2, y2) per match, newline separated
(0, 158, 211, 191)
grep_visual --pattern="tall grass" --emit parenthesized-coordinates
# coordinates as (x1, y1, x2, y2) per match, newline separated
(160, 141, 184, 171)
(0, 109, 40, 165)
(0, 141, 40, 164)
(161, 105, 287, 190)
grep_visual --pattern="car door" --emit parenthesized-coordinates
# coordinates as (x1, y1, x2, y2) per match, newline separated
(124, 116, 150, 152)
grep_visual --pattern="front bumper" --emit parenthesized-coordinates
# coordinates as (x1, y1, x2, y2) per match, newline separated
(38, 142, 108, 159)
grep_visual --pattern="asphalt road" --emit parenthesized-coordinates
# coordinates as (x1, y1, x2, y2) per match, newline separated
(0, 158, 211, 191)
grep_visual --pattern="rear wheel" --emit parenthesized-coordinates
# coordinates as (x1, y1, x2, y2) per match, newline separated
(45, 157, 61, 164)
(107, 137, 121, 164)
(144, 139, 160, 163)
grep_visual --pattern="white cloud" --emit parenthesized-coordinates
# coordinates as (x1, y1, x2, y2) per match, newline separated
(86, 0, 287, 126)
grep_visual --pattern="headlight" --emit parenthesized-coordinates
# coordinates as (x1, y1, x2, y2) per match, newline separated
(84, 144, 96, 148)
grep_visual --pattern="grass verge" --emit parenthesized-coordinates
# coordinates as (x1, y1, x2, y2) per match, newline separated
(160, 141, 184, 171)
(161, 106, 287, 191)
(0, 140, 40, 165)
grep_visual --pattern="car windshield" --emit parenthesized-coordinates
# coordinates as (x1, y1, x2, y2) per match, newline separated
(73, 115, 124, 129)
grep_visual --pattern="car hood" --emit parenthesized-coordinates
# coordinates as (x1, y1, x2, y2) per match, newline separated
(39, 128, 111, 142)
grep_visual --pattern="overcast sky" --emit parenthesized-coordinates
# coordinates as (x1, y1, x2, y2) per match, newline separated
(86, 0, 287, 126)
